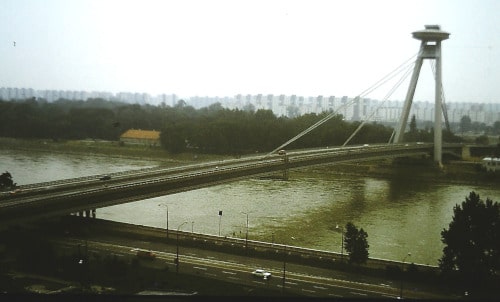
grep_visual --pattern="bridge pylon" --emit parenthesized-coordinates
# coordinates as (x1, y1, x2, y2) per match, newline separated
(393, 25, 449, 166)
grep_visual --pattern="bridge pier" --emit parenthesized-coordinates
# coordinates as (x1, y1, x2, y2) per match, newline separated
(282, 154, 289, 180)
(461, 145, 471, 160)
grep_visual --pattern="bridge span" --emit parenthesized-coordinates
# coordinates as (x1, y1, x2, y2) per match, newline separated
(1, 143, 465, 228)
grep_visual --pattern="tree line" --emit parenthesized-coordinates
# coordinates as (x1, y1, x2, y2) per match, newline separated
(0, 98, 464, 155)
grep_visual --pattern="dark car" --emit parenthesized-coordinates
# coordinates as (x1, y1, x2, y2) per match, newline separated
(99, 175, 111, 181)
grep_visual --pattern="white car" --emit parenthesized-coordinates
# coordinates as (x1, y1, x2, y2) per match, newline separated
(252, 269, 271, 280)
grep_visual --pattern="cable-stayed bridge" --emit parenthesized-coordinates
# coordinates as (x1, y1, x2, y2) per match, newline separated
(0, 142, 471, 228)
(0, 25, 458, 228)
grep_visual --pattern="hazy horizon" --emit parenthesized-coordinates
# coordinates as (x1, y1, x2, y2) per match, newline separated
(2, 0, 500, 103)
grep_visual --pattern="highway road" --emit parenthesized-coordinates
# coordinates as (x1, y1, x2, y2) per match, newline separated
(50, 221, 456, 299)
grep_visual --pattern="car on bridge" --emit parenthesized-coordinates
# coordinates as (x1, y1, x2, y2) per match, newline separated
(134, 249, 156, 260)
(252, 269, 271, 280)
(99, 175, 111, 181)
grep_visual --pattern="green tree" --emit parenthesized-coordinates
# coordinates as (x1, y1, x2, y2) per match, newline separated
(492, 121, 500, 135)
(460, 115, 472, 134)
(475, 135, 489, 145)
(443, 129, 463, 143)
(409, 114, 417, 132)
(0, 171, 16, 190)
(160, 123, 188, 154)
(344, 222, 369, 264)
(439, 191, 500, 287)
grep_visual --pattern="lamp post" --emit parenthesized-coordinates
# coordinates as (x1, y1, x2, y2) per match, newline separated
(336, 224, 344, 262)
(191, 221, 194, 233)
(282, 244, 287, 294)
(175, 221, 188, 274)
(241, 212, 249, 250)
(282, 236, 295, 295)
(166, 205, 169, 239)
(400, 252, 411, 299)
(159, 204, 169, 239)
(218, 210, 222, 236)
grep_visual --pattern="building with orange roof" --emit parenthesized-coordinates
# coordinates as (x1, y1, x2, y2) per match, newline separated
(120, 129, 161, 146)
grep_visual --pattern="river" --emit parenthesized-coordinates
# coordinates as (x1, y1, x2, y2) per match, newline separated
(2, 148, 499, 266)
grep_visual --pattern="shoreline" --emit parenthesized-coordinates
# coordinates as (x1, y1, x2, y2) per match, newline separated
(297, 157, 498, 187)
(0, 137, 230, 164)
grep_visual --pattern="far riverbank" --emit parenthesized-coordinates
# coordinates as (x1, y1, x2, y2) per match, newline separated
(0, 137, 229, 164)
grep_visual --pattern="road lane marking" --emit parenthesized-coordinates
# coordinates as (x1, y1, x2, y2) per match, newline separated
(56, 238, 410, 298)
(222, 271, 236, 275)
(193, 266, 207, 270)
(313, 285, 327, 290)
(328, 293, 343, 297)
(350, 291, 368, 296)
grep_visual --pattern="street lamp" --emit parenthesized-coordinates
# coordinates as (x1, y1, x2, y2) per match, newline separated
(218, 210, 222, 236)
(166, 205, 169, 239)
(336, 224, 344, 262)
(282, 245, 287, 294)
(191, 221, 194, 233)
(282, 236, 296, 295)
(159, 204, 169, 239)
(400, 252, 411, 299)
(241, 212, 249, 250)
(176, 221, 188, 273)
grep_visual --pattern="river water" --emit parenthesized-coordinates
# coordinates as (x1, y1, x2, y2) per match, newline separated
(2, 148, 499, 266)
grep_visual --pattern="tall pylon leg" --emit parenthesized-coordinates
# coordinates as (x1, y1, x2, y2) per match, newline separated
(393, 25, 449, 166)
(434, 40, 444, 167)
(394, 53, 424, 143)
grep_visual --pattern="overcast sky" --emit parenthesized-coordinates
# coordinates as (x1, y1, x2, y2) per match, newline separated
(1, 0, 499, 103)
